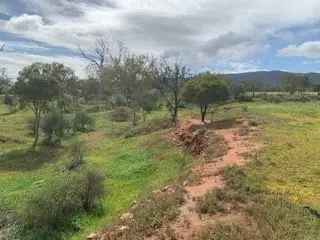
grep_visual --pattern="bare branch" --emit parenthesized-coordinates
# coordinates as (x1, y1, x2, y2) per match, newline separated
(78, 37, 111, 77)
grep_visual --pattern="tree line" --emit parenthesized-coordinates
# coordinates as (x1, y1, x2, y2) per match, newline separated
(0, 39, 231, 149)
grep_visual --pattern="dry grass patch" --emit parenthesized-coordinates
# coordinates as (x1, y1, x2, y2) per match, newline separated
(101, 185, 185, 240)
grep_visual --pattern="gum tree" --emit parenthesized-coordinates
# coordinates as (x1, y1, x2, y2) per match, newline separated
(183, 72, 230, 122)
(14, 63, 60, 148)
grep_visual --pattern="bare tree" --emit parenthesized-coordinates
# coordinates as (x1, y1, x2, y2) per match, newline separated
(157, 58, 190, 124)
(79, 38, 110, 77)
(79, 38, 128, 101)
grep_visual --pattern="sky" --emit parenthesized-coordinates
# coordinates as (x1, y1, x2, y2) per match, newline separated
(1, 0, 320, 79)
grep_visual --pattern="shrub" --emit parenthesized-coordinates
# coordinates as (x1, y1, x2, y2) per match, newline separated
(124, 117, 173, 138)
(196, 189, 226, 215)
(20, 174, 83, 231)
(66, 141, 86, 171)
(19, 168, 105, 235)
(197, 223, 258, 240)
(79, 168, 105, 211)
(86, 104, 106, 113)
(0, 203, 18, 240)
(109, 107, 131, 122)
(249, 195, 320, 240)
(116, 186, 184, 238)
(4, 94, 15, 106)
(41, 110, 71, 145)
(73, 111, 95, 132)
(237, 95, 253, 102)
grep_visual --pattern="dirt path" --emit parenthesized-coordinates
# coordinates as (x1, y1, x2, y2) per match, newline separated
(171, 123, 255, 240)
(88, 119, 259, 240)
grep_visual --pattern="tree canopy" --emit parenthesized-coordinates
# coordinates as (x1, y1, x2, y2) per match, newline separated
(14, 62, 77, 148)
(183, 72, 230, 122)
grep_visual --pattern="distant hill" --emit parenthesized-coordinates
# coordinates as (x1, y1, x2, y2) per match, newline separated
(224, 71, 320, 89)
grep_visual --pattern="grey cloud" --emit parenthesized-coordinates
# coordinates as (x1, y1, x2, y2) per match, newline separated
(123, 12, 199, 49)
(201, 32, 253, 56)
(3, 0, 116, 18)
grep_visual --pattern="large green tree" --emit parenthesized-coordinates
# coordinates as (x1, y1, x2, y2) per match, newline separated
(14, 63, 76, 148)
(48, 63, 79, 112)
(183, 72, 230, 122)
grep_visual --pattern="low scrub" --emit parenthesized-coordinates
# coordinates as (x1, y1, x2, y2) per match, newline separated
(248, 195, 320, 240)
(258, 93, 320, 103)
(109, 107, 131, 122)
(129, 186, 184, 237)
(104, 186, 184, 239)
(17, 168, 105, 239)
(220, 166, 320, 240)
(73, 111, 95, 132)
(196, 189, 226, 214)
(124, 117, 173, 138)
(41, 110, 72, 145)
(197, 223, 258, 240)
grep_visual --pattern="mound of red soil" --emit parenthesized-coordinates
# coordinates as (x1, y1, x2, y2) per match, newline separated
(172, 119, 209, 155)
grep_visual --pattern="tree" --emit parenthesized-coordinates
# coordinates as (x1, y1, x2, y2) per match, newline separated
(241, 79, 258, 97)
(157, 59, 190, 124)
(79, 38, 122, 100)
(14, 63, 60, 148)
(314, 84, 320, 96)
(48, 63, 79, 112)
(79, 78, 101, 102)
(103, 52, 157, 125)
(283, 74, 309, 95)
(0, 68, 11, 94)
(183, 72, 230, 122)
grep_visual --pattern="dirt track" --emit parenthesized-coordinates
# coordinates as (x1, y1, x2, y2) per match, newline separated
(170, 120, 256, 239)
(89, 119, 259, 240)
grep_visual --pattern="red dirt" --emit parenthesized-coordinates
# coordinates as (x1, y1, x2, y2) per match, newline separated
(87, 118, 260, 240)
(169, 119, 257, 240)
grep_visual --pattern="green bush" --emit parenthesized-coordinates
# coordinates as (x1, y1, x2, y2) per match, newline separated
(18, 168, 105, 236)
(109, 107, 131, 122)
(80, 168, 105, 211)
(73, 111, 95, 132)
(41, 110, 71, 145)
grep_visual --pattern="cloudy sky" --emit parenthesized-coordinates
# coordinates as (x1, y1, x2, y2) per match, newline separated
(1, 0, 320, 79)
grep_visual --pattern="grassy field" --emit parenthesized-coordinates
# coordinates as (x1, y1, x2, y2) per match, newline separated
(245, 101, 320, 210)
(2, 100, 320, 239)
(0, 104, 192, 240)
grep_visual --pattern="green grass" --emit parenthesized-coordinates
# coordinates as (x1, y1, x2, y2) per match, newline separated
(0, 104, 191, 240)
(245, 101, 320, 210)
(3, 100, 320, 239)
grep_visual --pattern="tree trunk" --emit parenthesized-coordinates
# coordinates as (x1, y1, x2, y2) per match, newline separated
(200, 105, 207, 122)
(132, 110, 137, 126)
(171, 106, 178, 125)
(32, 110, 41, 149)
